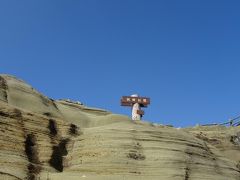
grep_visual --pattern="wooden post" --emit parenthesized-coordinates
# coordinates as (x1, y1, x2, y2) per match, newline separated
(131, 94, 141, 120)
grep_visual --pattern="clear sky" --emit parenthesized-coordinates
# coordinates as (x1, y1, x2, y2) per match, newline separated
(1, 1, 240, 127)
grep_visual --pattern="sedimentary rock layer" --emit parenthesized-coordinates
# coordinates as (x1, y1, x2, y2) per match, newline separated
(0, 74, 239, 180)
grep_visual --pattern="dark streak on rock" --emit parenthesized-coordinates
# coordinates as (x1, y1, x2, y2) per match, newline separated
(0, 109, 22, 119)
(24, 134, 41, 180)
(69, 123, 80, 136)
(127, 141, 145, 160)
(237, 161, 240, 171)
(12, 109, 22, 118)
(127, 152, 145, 160)
(27, 164, 41, 180)
(48, 119, 58, 137)
(43, 112, 52, 117)
(0, 76, 8, 102)
(25, 134, 39, 164)
(49, 138, 69, 172)
(0, 111, 9, 117)
(50, 98, 59, 111)
(184, 148, 192, 180)
(184, 167, 190, 180)
(129, 171, 141, 174)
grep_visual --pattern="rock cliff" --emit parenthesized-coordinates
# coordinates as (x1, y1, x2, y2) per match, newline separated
(0, 74, 239, 180)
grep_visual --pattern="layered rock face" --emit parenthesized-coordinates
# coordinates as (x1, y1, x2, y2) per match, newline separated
(0, 74, 239, 180)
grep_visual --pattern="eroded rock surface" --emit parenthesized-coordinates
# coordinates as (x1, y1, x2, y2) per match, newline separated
(0, 74, 239, 180)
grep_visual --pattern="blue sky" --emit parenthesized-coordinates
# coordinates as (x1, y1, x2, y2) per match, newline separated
(1, 1, 240, 127)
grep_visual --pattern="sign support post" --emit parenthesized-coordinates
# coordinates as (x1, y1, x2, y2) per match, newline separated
(121, 94, 150, 120)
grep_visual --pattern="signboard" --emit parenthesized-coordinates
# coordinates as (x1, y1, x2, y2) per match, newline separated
(121, 96, 150, 107)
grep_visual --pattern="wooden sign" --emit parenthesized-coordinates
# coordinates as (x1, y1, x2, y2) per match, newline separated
(121, 96, 150, 107)
(120, 94, 150, 120)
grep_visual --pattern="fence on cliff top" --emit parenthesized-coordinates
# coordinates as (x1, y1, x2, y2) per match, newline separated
(201, 115, 240, 127)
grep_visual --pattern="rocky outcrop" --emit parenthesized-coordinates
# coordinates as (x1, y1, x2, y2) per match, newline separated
(0, 74, 239, 180)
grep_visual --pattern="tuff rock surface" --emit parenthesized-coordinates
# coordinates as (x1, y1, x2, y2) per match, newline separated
(0, 74, 239, 180)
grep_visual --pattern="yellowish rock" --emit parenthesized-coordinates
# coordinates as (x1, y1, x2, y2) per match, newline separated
(0, 74, 239, 180)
